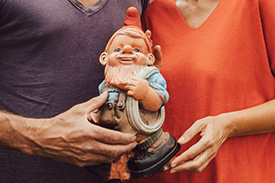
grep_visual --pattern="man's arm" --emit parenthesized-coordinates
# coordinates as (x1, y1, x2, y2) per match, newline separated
(0, 92, 137, 167)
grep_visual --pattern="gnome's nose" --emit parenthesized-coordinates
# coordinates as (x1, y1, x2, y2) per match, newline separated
(122, 45, 133, 54)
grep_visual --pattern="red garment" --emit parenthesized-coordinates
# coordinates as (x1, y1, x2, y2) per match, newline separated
(130, 0, 275, 182)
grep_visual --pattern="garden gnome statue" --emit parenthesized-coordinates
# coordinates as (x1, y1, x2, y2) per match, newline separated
(94, 7, 180, 180)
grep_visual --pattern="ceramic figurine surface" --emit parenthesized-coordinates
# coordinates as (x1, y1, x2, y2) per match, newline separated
(94, 7, 180, 180)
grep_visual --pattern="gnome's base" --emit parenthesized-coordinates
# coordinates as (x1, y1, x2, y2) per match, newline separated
(128, 132, 181, 179)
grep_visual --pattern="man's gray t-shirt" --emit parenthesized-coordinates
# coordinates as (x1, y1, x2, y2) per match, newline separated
(0, 0, 149, 182)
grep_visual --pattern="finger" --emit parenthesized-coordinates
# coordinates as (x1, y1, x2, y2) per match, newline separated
(127, 90, 134, 96)
(72, 154, 109, 167)
(124, 85, 135, 91)
(171, 136, 210, 168)
(128, 76, 139, 82)
(117, 81, 128, 87)
(170, 149, 215, 173)
(92, 141, 137, 160)
(69, 152, 119, 167)
(83, 92, 108, 113)
(121, 78, 137, 87)
(178, 119, 206, 144)
(90, 124, 136, 144)
(88, 111, 99, 123)
(124, 82, 135, 88)
(57, 148, 112, 167)
(77, 146, 134, 166)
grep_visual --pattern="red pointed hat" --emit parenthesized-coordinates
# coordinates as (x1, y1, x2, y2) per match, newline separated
(104, 7, 152, 53)
(124, 6, 142, 28)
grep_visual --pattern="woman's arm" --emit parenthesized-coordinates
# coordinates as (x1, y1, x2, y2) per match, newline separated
(170, 99, 275, 173)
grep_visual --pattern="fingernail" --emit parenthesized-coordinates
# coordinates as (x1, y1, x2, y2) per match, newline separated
(178, 136, 185, 144)
(131, 135, 136, 142)
(101, 91, 108, 96)
(131, 142, 137, 148)
(170, 169, 176, 174)
(170, 163, 177, 168)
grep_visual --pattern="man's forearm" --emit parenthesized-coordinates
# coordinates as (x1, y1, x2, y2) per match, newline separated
(0, 94, 137, 167)
(0, 111, 42, 154)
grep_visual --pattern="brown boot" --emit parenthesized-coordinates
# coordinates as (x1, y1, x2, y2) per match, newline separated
(128, 129, 181, 178)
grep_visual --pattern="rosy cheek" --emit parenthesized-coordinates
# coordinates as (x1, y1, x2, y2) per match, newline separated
(136, 55, 147, 65)
(107, 54, 119, 66)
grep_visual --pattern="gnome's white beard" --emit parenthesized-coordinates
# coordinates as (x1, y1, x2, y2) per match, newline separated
(104, 64, 145, 89)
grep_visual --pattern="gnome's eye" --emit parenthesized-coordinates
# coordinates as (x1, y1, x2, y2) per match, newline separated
(133, 48, 141, 52)
(114, 48, 121, 52)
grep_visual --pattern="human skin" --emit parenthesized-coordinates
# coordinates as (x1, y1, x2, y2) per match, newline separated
(0, 92, 137, 167)
(163, 0, 275, 173)
(170, 99, 275, 173)
(77, 0, 101, 8)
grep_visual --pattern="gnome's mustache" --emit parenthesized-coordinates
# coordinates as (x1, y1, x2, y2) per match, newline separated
(104, 64, 145, 88)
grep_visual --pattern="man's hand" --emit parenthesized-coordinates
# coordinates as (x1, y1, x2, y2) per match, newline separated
(2, 92, 137, 167)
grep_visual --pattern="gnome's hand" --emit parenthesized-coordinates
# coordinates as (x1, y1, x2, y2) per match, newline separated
(124, 76, 149, 100)
(124, 76, 162, 111)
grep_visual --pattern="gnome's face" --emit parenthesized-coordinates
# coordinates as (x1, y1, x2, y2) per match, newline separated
(99, 29, 155, 88)
(98, 5, 156, 89)
(102, 30, 154, 66)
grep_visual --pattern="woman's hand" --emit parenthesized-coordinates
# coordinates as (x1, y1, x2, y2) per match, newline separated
(170, 99, 275, 173)
(170, 114, 233, 173)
